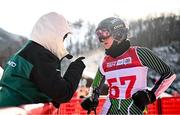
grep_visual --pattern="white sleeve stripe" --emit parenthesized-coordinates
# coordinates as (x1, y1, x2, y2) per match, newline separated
(155, 74, 176, 97)
(99, 57, 105, 75)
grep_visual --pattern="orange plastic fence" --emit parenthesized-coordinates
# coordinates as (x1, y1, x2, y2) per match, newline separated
(161, 97, 180, 114)
(146, 100, 158, 114)
(59, 98, 106, 115)
(11, 97, 180, 114)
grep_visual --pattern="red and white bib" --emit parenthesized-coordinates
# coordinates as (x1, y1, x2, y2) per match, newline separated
(100, 47, 148, 99)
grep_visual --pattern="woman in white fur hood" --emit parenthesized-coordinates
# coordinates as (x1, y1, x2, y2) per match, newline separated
(0, 12, 86, 108)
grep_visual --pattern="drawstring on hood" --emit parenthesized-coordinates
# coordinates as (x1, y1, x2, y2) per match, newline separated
(30, 12, 71, 59)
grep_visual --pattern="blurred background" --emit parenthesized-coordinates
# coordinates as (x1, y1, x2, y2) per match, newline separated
(0, 0, 180, 98)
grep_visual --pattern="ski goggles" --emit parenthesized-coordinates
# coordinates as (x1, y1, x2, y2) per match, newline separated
(96, 28, 111, 42)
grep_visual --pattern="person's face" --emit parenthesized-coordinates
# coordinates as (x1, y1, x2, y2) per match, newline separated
(96, 28, 114, 49)
(100, 36, 114, 49)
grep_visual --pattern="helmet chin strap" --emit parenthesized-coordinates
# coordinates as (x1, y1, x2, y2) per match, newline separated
(113, 33, 127, 44)
(113, 39, 121, 44)
(114, 39, 123, 44)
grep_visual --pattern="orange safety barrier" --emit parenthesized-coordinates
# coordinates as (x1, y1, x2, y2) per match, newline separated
(161, 97, 180, 114)
(26, 103, 58, 115)
(59, 98, 106, 115)
(1, 97, 180, 114)
(146, 100, 158, 114)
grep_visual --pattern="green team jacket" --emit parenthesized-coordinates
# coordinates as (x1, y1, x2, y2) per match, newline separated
(0, 40, 85, 107)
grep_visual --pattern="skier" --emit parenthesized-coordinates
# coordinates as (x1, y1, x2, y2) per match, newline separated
(0, 12, 86, 108)
(81, 17, 176, 114)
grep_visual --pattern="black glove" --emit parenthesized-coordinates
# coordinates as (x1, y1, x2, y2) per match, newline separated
(52, 101, 60, 108)
(81, 97, 99, 111)
(71, 56, 85, 69)
(132, 89, 156, 111)
(81, 88, 100, 111)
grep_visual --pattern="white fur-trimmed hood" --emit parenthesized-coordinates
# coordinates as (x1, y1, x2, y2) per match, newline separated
(30, 12, 71, 59)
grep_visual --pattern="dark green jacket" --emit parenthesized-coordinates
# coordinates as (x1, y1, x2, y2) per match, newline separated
(0, 40, 85, 107)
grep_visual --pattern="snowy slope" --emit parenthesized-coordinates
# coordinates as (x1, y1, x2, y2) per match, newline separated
(60, 48, 104, 79)
(59, 48, 104, 79)
(82, 48, 105, 78)
(0, 28, 28, 66)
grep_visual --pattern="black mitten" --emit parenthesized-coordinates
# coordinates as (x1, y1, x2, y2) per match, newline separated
(81, 97, 99, 111)
(52, 101, 60, 108)
(132, 89, 156, 111)
(81, 88, 100, 111)
(70, 57, 86, 69)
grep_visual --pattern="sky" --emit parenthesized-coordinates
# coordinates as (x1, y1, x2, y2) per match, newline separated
(0, 0, 180, 38)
